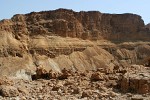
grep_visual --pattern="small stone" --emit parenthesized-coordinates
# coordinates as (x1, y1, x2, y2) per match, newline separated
(21, 96, 26, 100)
(0, 85, 19, 97)
(126, 93, 133, 97)
(18, 87, 29, 95)
(91, 72, 104, 81)
(81, 90, 92, 98)
(131, 97, 144, 100)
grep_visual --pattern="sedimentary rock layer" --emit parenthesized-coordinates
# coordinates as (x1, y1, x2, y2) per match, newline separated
(0, 8, 149, 41)
(0, 8, 150, 79)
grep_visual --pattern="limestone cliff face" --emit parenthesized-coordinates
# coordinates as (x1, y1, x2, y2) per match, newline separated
(0, 9, 150, 77)
(0, 8, 148, 59)
(0, 8, 149, 41)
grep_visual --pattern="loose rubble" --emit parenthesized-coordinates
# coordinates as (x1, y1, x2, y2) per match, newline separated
(0, 65, 149, 100)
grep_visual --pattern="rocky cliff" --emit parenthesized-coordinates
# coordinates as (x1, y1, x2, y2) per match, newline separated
(0, 9, 150, 99)
(0, 8, 149, 41)
(0, 8, 150, 75)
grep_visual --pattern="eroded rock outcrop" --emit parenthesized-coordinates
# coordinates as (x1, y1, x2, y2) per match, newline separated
(0, 9, 149, 58)
(0, 9, 149, 98)
(0, 9, 149, 41)
(120, 65, 150, 94)
(0, 8, 150, 100)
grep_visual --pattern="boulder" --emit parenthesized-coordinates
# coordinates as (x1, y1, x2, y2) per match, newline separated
(120, 69, 150, 94)
(0, 85, 19, 97)
(91, 72, 104, 81)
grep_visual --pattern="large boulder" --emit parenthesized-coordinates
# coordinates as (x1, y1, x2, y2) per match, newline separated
(120, 66, 150, 94)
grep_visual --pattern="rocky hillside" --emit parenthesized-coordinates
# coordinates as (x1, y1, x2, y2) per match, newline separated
(0, 8, 149, 76)
(0, 9, 150, 99)
(0, 8, 149, 74)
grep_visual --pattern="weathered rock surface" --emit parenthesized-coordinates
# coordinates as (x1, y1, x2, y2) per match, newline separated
(0, 9, 149, 41)
(0, 9, 149, 77)
(120, 65, 150, 94)
(0, 67, 149, 99)
(0, 9, 150, 99)
(0, 85, 19, 97)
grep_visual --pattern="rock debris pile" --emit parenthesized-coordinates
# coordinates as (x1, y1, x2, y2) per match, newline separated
(0, 65, 149, 100)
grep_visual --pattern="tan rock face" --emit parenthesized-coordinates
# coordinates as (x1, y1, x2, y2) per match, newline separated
(0, 9, 149, 41)
(120, 66, 150, 94)
(0, 9, 149, 76)
(0, 9, 150, 98)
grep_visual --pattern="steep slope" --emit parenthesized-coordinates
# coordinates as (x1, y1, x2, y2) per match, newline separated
(0, 9, 150, 99)
(0, 9, 149, 78)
